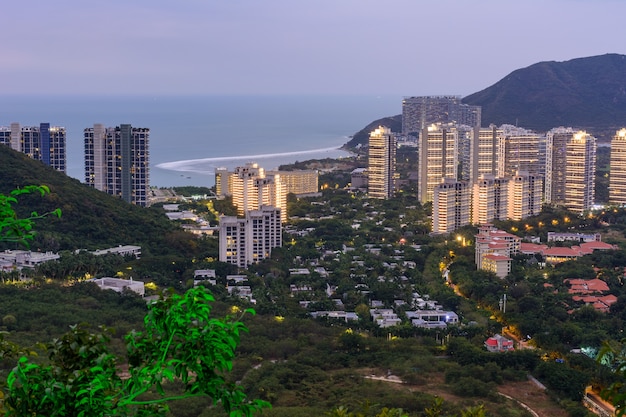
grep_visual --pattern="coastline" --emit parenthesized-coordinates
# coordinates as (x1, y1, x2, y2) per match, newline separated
(152, 145, 354, 188)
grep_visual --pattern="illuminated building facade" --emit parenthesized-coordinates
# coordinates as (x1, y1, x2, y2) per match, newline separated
(500, 125, 545, 178)
(564, 131, 596, 213)
(545, 127, 574, 204)
(470, 125, 505, 183)
(508, 171, 543, 220)
(418, 123, 459, 203)
(267, 169, 318, 195)
(84, 124, 150, 206)
(473, 175, 509, 224)
(609, 128, 626, 205)
(368, 126, 396, 199)
(219, 206, 282, 267)
(217, 163, 287, 221)
(432, 179, 471, 234)
(0, 122, 66, 173)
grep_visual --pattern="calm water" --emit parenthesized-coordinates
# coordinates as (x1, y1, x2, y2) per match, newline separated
(0, 95, 402, 187)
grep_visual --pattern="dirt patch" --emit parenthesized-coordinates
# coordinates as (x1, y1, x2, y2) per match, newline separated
(497, 381, 569, 417)
(358, 369, 569, 417)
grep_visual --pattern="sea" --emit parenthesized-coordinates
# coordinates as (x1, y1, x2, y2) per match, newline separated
(0, 95, 402, 188)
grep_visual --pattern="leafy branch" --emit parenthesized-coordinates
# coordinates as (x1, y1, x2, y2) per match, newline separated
(2, 288, 270, 416)
(0, 185, 61, 247)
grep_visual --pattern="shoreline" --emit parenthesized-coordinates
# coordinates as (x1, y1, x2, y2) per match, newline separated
(151, 145, 356, 188)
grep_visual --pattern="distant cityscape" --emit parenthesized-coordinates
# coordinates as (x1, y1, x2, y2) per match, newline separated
(2, 95, 625, 269)
(364, 96, 624, 236)
(0, 122, 150, 207)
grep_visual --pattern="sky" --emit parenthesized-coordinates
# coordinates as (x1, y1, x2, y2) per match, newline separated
(2, 0, 626, 97)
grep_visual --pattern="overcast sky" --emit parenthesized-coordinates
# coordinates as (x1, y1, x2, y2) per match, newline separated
(2, 0, 625, 96)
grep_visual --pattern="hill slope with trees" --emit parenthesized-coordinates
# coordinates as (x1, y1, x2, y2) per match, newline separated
(0, 145, 181, 255)
(463, 53, 626, 132)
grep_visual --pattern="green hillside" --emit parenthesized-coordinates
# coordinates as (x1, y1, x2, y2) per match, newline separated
(0, 145, 181, 255)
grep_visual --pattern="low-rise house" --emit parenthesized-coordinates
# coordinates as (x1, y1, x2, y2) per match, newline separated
(227, 285, 255, 303)
(547, 232, 601, 242)
(92, 245, 141, 259)
(90, 277, 145, 297)
(290, 284, 313, 293)
(289, 268, 310, 276)
(407, 310, 459, 329)
(485, 334, 514, 352)
(370, 308, 402, 328)
(520, 236, 617, 265)
(194, 269, 217, 286)
(310, 311, 359, 322)
(227, 275, 248, 284)
(0, 250, 60, 268)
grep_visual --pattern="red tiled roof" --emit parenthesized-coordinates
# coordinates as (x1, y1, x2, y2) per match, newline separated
(566, 278, 609, 294)
(520, 242, 548, 254)
(579, 241, 617, 254)
(543, 247, 581, 257)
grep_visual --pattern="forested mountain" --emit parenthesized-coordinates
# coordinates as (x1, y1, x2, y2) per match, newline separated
(348, 53, 626, 148)
(463, 53, 626, 132)
(0, 145, 182, 255)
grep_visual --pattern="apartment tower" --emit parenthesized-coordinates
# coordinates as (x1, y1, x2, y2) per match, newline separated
(501, 125, 545, 178)
(473, 175, 509, 225)
(219, 206, 282, 267)
(545, 127, 574, 204)
(609, 128, 626, 205)
(402, 96, 481, 138)
(565, 131, 596, 213)
(418, 123, 459, 203)
(508, 171, 543, 220)
(432, 178, 471, 234)
(368, 126, 396, 199)
(84, 124, 150, 207)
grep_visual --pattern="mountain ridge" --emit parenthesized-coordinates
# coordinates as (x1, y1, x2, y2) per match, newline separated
(347, 53, 626, 148)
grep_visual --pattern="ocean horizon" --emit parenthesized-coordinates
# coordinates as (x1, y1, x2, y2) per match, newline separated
(0, 95, 402, 188)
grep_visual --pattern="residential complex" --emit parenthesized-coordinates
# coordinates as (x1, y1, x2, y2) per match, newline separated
(367, 126, 396, 199)
(218, 206, 282, 267)
(84, 124, 150, 207)
(474, 225, 520, 278)
(215, 163, 288, 221)
(417, 116, 603, 231)
(0, 123, 66, 173)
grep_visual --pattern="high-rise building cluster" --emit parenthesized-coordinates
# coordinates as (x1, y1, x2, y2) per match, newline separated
(215, 163, 318, 267)
(361, 96, 626, 235)
(0, 121, 151, 207)
(422, 122, 596, 233)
